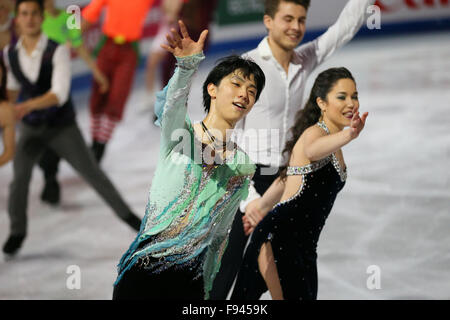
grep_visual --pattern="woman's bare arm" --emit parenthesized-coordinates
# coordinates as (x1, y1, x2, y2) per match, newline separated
(0, 103, 16, 166)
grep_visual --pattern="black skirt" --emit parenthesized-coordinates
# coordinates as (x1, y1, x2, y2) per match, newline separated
(231, 161, 345, 300)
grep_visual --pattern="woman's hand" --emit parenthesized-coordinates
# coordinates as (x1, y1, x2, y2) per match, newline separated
(160, 20, 208, 58)
(348, 106, 368, 140)
(242, 215, 254, 236)
(243, 198, 269, 236)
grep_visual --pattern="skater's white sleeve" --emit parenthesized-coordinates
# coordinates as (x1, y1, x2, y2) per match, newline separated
(51, 45, 72, 106)
(239, 181, 261, 213)
(315, 0, 374, 66)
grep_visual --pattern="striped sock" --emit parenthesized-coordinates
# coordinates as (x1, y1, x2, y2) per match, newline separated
(97, 116, 118, 143)
(91, 114, 102, 142)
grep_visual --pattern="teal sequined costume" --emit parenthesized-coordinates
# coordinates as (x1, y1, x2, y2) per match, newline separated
(114, 53, 255, 299)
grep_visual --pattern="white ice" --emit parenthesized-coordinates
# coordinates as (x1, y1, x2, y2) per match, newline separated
(1, 31, 449, 299)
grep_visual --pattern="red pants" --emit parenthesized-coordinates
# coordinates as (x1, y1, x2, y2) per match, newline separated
(90, 38, 138, 122)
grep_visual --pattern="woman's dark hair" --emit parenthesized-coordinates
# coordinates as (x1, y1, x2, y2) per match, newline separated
(202, 55, 265, 113)
(0, 58, 7, 102)
(279, 67, 355, 181)
(15, 0, 44, 14)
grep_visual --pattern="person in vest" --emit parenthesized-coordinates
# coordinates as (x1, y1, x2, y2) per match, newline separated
(36, 0, 110, 206)
(2, 0, 141, 257)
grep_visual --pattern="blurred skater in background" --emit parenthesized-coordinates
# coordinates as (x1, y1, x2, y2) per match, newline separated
(35, 0, 110, 206)
(142, 0, 184, 117)
(81, 0, 155, 162)
(159, 0, 218, 89)
(2, 0, 141, 258)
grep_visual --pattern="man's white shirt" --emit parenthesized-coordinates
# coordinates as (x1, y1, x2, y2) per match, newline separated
(3, 33, 71, 106)
(238, 0, 374, 211)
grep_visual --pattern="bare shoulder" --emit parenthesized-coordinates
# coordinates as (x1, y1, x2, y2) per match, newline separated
(289, 124, 326, 165)
(301, 124, 328, 143)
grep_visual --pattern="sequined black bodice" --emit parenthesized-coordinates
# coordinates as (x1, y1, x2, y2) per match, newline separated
(231, 121, 347, 300)
(271, 154, 346, 254)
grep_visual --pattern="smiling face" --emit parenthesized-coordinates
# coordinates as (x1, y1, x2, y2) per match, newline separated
(264, 1, 307, 52)
(317, 78, 359, 131)
(207, 70, 258, 124)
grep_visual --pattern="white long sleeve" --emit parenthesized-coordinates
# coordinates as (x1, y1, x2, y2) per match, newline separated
(315, 0, 374, 65)
(239, 180, 261, 213)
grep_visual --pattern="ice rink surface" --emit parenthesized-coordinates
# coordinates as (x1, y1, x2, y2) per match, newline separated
(1, 31, 449, 300)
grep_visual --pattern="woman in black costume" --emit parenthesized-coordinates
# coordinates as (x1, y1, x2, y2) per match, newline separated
(231, 67, 369, 300)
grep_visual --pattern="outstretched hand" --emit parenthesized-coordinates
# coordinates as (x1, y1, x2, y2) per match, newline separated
(160, 20, 208, 58)
(349, 106, 368, 139)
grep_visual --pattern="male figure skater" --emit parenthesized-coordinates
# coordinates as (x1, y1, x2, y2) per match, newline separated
(210, 0, 375, 299)
(2, 0, 141, 257)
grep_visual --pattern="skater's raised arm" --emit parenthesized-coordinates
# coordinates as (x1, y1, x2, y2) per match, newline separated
(160, 20, 208, 58)
(303, 106, 368, 162)
(316, 0, 374, 64)
(155, 20, 208, 155)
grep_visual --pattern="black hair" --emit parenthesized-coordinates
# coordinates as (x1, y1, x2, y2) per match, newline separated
(279, 67, 355, 181)
(15, 0, 44, 14)
(0, 58, 7, 102)
(265, 0, 311, 17)
(202, 55, 265, 113)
